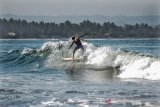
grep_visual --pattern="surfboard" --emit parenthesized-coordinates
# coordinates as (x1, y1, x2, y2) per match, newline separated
(63, 57, 81, 61)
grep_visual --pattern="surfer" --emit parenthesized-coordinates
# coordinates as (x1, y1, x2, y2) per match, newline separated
(68, 33, 88, 59)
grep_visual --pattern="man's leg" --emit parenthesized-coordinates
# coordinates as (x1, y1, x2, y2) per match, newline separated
(80, 45, 84, 52)
(80, 45, 84, 56)
(73, 46, 79, 59)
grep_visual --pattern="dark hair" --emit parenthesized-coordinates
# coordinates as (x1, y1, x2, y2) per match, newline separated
(72, 36, 75, 40)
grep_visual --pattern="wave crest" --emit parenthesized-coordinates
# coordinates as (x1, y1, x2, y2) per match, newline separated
(42, 40, 160, 80)
(3, 40, 160, 80)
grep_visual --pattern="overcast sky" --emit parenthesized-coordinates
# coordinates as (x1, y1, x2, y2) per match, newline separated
(0, 0, 160, 16)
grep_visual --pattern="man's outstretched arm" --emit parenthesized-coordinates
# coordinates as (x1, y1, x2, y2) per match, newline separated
(68, 41, 74, 49)
(78, 33, 88, 38)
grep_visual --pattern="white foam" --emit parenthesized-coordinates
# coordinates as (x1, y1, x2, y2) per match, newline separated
(41, 40, 160, 80)
(86, 47, 111, 66)
(42, 98, 63, 106)
(111, 99, 154, 106)
(118, 57, 160, 80)
(40, 41, 68, 51)
(21, 48, 35, 54)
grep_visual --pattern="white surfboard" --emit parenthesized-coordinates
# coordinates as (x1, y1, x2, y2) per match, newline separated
(63, 57, 81, 61)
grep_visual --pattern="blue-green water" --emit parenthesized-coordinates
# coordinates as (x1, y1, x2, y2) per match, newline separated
(0, 39, 160, 107)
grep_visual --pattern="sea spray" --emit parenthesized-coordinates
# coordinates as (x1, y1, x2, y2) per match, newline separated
(85, 47, 116, 67)
(118, 58, 160, 80)
(11, 40, 160, 80)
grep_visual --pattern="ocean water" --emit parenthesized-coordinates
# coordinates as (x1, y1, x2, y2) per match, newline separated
(0, 38, 160, 107)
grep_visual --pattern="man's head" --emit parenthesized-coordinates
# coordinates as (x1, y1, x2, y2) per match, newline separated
(72, 36, 75, 40)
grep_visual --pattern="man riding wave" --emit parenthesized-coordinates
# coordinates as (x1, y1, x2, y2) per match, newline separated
(68, 33, 88, 59)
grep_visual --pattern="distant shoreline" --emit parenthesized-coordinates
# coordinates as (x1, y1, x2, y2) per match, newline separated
(1, 14, 160, 26)
(1, 18, 159, 39)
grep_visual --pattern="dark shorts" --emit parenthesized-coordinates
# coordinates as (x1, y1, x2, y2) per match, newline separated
(74, 45, 84, 52)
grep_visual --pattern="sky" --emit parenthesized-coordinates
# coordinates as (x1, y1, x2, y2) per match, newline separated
(0, 0, 160, 16)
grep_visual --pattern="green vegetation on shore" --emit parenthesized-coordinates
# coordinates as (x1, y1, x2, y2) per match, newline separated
(0, 18, 160, 39)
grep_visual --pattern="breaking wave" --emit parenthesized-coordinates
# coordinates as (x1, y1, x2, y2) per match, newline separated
(1, 40, 160, 80)
(40, 40, 160, 80)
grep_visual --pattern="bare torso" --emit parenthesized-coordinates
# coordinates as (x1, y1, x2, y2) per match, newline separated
(73, 37, 82, 46)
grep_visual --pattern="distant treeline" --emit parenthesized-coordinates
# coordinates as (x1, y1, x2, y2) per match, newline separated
(0, 18, 160, 38)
